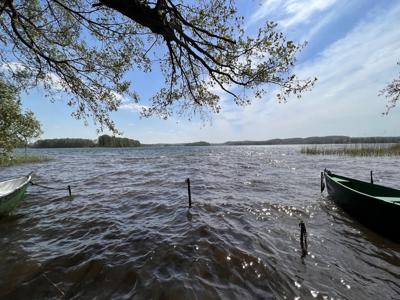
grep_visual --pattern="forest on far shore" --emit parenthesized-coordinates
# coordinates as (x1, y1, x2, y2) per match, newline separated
(31, 135, 141, 148)
(29, 135, 400, 149)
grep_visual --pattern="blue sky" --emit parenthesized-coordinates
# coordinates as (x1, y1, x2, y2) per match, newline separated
(21, 0, 400, 143)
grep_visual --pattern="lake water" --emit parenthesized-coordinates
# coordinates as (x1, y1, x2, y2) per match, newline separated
(0, 146, 399, 299)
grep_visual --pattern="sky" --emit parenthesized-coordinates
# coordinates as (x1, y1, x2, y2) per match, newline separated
(20, 0, 400, 143)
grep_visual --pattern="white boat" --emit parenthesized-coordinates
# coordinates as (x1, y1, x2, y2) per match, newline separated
(0, 173, 32, 215)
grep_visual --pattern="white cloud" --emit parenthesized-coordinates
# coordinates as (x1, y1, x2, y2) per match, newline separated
(221, 3, 400, 139)
(43, 72, 65, 90)
(0, 61, 26, 72)
(111, 90, 124, 102)
(249, 0, 337, 28)
(249, 0, 282, 25)
(119, 102, 148, 112)
(281, 0, 337, 27)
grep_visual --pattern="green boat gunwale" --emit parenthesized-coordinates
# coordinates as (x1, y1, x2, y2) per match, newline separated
(324, 171, 400, 205)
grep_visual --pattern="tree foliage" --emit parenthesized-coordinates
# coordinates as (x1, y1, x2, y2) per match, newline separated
(32, 138, 96, 148)
(0, 77, 42, 155)
(0, 0, 316, 132)
(380, 62, 400, 113)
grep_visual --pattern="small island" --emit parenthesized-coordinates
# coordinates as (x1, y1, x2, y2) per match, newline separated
(0, 135, 141, 166)
(32, 135, 141, 148)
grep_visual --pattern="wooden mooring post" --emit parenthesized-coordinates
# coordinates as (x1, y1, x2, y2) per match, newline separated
(186, 178, 192, 208)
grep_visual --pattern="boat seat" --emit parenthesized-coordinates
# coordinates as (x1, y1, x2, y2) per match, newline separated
(375, 196, 400, 204)
(334, 178, 349, 183)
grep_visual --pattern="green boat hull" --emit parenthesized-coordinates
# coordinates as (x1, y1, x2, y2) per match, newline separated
(324, 171, 400, 241)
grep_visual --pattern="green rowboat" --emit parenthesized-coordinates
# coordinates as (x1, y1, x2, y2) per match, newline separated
(323, 170, 400, 241)
(0, 173, 32, 216)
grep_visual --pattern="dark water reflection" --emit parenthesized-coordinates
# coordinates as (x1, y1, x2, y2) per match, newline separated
(0, 146, 399, 299)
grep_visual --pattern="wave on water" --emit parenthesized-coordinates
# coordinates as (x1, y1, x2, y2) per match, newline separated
(1, 146, 399, 299)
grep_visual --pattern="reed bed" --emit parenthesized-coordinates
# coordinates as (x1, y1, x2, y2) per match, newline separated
(0, 155, 51, 166)
(301, 143, 400, 156)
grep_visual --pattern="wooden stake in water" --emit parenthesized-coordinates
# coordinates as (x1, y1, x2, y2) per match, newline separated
(186, 178, 192, 208)
(68, 185, 72, 197)
(370, 170, 374, 184)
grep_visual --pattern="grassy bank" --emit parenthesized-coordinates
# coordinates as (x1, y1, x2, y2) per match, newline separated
(0, 155, 51, 167)
(301, 144, 400, 156)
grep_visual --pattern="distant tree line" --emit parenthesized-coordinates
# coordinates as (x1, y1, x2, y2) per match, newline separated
(32, 135, 140, 148)
(183, 141, 210, 146)
(31, 135, 400, 148)
(224, 136, 400, 146)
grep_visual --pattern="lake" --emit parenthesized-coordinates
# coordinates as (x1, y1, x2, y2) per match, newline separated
(0, 146, 399, 299)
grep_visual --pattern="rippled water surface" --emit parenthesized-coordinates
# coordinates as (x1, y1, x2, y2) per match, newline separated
(0, 146, 399, 299)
